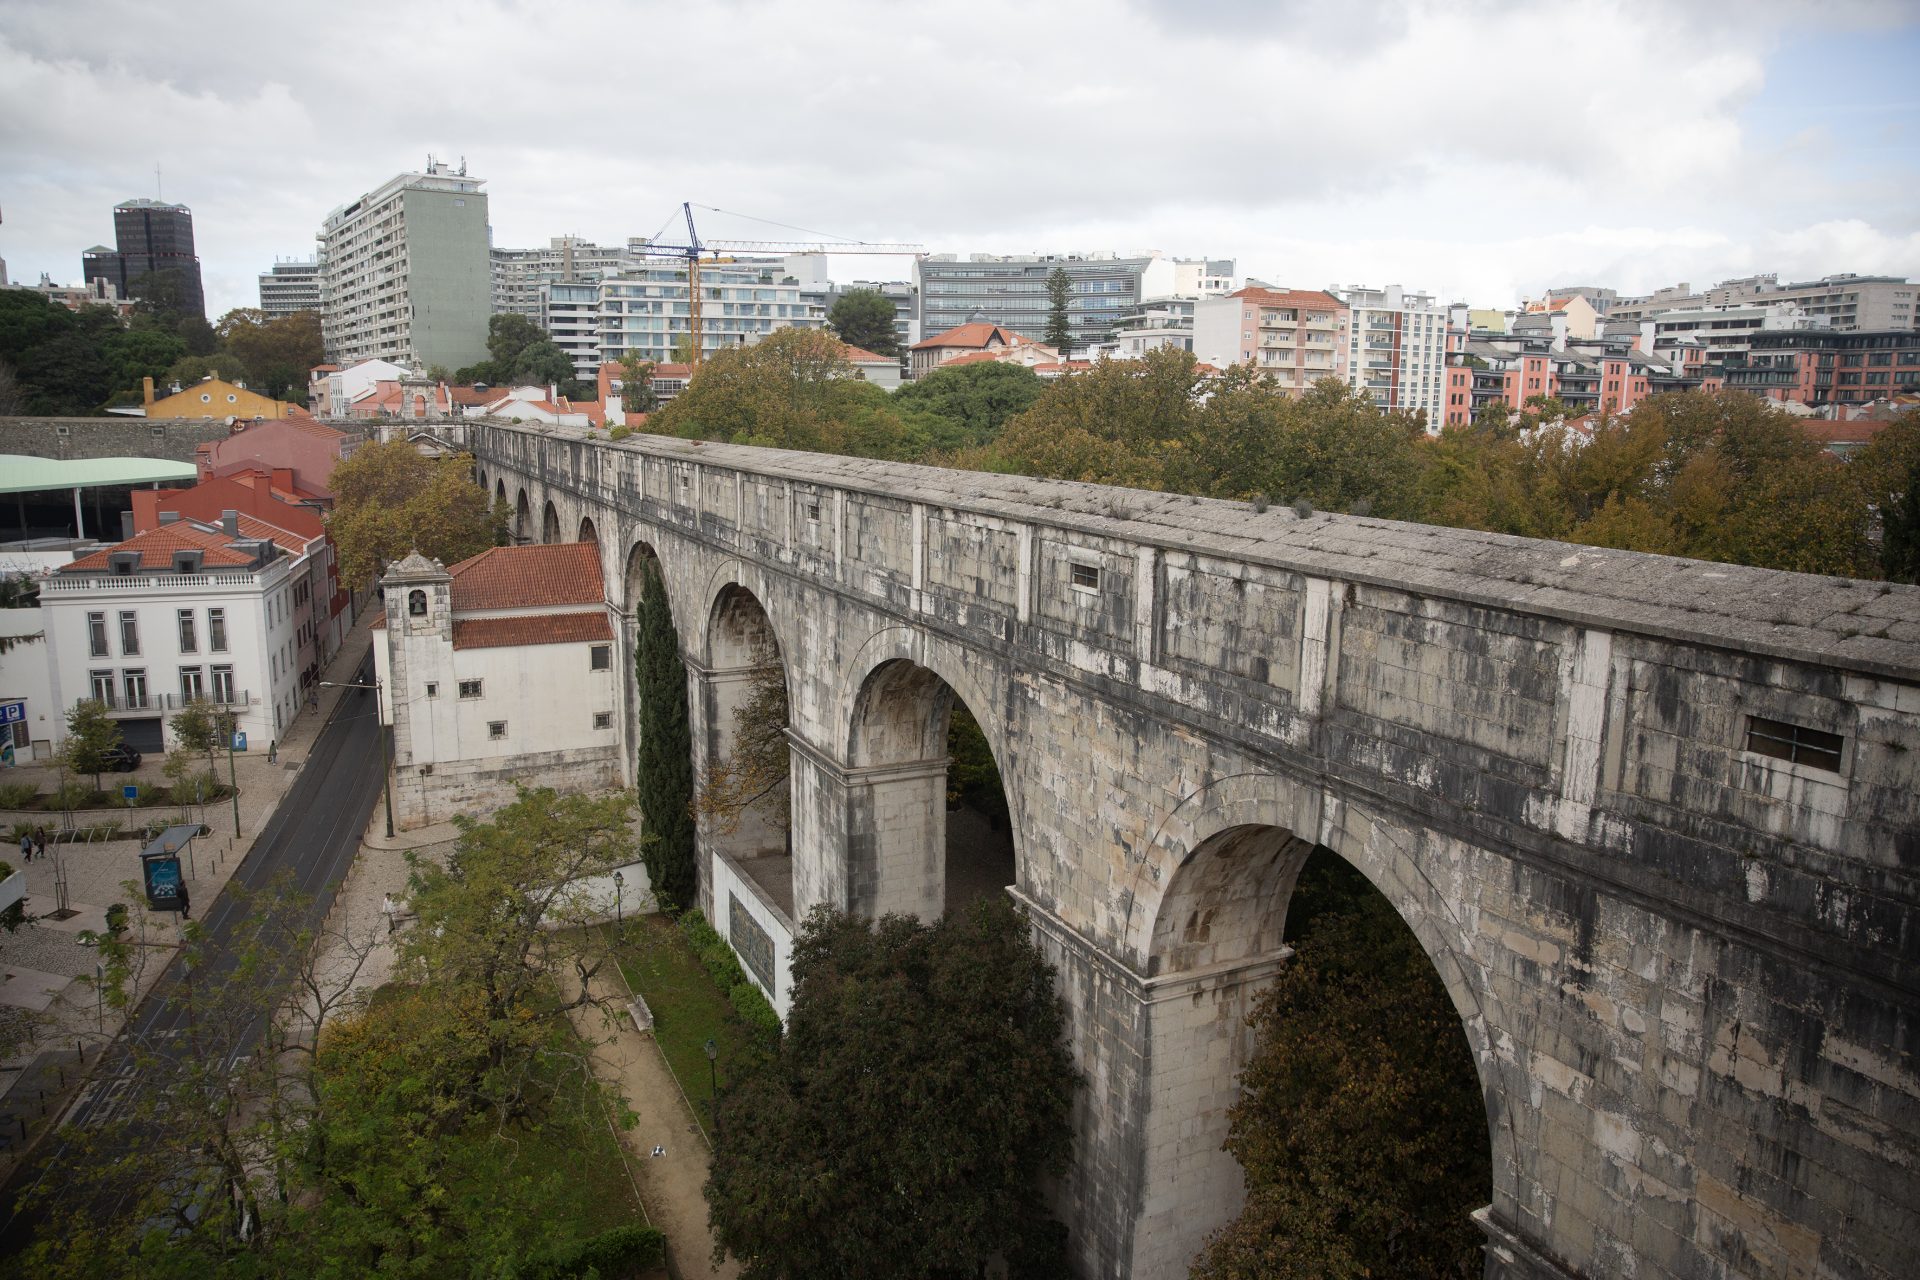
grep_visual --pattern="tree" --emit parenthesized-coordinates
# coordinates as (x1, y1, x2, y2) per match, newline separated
(992, 347, 1207, 489)
(162, 351, 251, 389)
(827, 288, 901, 358)
(169, 698, 231, 783)
(1192, 856, 1489, 1280)
(707, 897, 1077, 1280)
(60, 699, 124, 791)
(1044, 265, 1073, 356)
(99, 325, 186, 399)
(696, 642, 789, 835)
(1857, 411, 1920, 583)
(326, 441, 507, 584)
(891, 360, 1044, 453)
(618, 354, 660, 417)
(509, 337, 575, 389)
(635, 560, 696, 909)
(455, 313, 548, 385)
(0, 359, 21, 416)
(216, 309, 323, 401)
(17, 331, 113, 415)
(651, 327, 916, 458)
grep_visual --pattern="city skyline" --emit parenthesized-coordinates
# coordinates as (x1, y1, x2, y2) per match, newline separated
(1, 0, 1917, 319)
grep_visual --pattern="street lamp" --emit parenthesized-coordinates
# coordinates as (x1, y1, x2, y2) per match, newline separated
(612, 869, 624, 927)
(704, 1037, 719, 1139)
(320, 678, 395, 838)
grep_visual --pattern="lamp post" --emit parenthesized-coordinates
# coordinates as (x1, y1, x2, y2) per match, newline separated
(320, 678, 395, 838)
(224, 708, 240, 837)
(613, 869, 624, 928)
(704, 1037, 719, 1139)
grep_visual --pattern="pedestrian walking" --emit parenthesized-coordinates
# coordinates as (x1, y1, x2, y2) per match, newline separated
(33, 828, 47, 862)
(178, 883, 191, 921)
(382, 893, 397, 934)
(18, 831, 31, 864)
(268, 740, 278, 764)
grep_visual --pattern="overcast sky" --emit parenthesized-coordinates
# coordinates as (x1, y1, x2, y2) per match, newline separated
(2, 0, 1917, 319)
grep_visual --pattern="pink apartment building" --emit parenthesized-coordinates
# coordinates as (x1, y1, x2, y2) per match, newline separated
(1193, 288, 1349, 396)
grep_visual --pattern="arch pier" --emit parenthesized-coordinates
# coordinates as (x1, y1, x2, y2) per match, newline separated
(473, 422, 1920, 1280)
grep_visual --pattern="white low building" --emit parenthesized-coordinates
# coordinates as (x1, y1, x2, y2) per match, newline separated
(373, 543, 621, 828)
(37, 512, 319, 753)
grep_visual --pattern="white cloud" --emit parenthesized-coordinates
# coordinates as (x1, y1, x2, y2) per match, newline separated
(0, 0, 1913, 317)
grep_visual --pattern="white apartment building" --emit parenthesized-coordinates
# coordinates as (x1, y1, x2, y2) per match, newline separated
(257, 258, 322, 318)
(373, 544, 621, 828)
(598, 259, 822, 365)
(38, 514, 320, 753)
(1649, 303, 1819, 361)
(1331, 284, 1451, 420)
(317, 161, 492, 372)
(542, 281, 603, 381)
(310, 358, 408, 417)
(1085, 298, 1199, 360)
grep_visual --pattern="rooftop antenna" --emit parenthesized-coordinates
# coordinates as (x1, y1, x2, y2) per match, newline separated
(155, 162, 163, 201)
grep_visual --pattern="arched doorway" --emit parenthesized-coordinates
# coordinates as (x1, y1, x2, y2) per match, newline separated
(577, 515, 599, 544)
(1137, 823, 1493, 1277)
(702, 585, 794, 914)
(514, 489, 531, 543)
(844, 658, 1016, 921)
(541, 500, 561, 544)
(494, 479, 506, 508)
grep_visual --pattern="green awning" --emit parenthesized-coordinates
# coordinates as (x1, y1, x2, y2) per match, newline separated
(0, 455, 199, 495)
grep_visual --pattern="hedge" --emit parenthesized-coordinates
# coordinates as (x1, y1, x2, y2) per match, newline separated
(679, 909, 782, 1043)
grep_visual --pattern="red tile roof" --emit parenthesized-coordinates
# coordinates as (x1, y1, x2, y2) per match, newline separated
(446, 543, 605, 610)
(452, 612, 613, 650)
(1231, 286, 1347, 312)
(63, 522, 258, 573)
(911, 322, 1038, 351)
(840, 343, 896, 364)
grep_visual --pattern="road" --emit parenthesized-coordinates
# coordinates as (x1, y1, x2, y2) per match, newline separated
(0, 660, 388, 1255)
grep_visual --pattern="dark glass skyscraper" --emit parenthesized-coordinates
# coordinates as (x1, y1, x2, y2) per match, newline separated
(82, 198, 205, 319)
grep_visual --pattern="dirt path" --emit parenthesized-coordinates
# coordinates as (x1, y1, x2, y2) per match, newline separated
(561, 968, 740, 1280)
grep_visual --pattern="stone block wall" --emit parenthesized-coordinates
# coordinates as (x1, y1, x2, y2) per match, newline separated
(0, 416, 229, 462)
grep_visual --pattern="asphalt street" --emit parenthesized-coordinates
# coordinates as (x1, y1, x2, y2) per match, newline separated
(0, 659, 388, 1256)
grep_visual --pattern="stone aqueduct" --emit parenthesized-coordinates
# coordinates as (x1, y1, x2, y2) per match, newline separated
(456, 420, 1917, 1280)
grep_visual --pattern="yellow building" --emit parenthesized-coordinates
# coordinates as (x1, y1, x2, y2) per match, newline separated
(142, 376, 299, 420)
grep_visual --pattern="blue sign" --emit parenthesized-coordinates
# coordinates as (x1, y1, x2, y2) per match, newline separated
(232, 731, 248, 752)
(0, 701, 24, 725)
(122, 785, 138, 801)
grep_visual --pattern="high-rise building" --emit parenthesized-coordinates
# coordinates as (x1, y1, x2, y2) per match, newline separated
(258, 258, 322, 318)
(542, 281, 604, 381)
(1193, 287, 1350, 397)
(82, 198, 205, 319)
(1331, 284, 1451, 418)
(917, 253, 1231, 352)
(317, 162, 492, 372)
(598, 258, 821, 365)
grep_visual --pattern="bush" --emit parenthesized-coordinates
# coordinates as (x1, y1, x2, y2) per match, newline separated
(0, 781, 38, 809)
(50, 782, 90, 813)
(607, 425, 632, 441)
(680, 909, 782, 1042)
(506, 1224, 666, 1279)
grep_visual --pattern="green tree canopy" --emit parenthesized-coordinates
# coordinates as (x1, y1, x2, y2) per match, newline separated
(60, 699, 125, 791)
(992, 347, 1207, 489)
(215, 308, 323, 402)
(635, 559, 696, 908)
(617, 353, 660, 417)
(509, 337, 575, 389)
(827, 288, 901, 357)
(326, 441, 507, 583)
(1192, 855, 1490, 1280)
(707, 897, 1077, 1280)
(891, 359, 1045, 453)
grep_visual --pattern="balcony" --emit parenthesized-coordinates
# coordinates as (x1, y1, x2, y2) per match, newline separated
(82, 690, 252, 717)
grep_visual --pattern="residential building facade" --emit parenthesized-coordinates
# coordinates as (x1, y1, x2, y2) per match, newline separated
(1648, 303, 1818, 362)
(597, 259, 821, 366)
(373, 544, 622, 828)
(40, 513, 319, 751)
(1719, 330, 1920, 407)
(1085, 298, 1198, 360)
(907, 323, 1055, 378)
(1439, 310, 1716, 427)
(542, 280, 603, 381)
(1609, 274, 1917, 332)
(1193, 287, 1350, 396)
(258, 258, 323, 317)
(82, 198, 205, 320)
(1332, 284, 1450, 418)
(142, 376, 300, 421)
(317, 162, 492, 372)
(492, 236, 640, 320)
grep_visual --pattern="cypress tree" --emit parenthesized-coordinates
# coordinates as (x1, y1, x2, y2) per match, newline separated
(635, 561, 697, 909)
(1043, 265, 1073, 356)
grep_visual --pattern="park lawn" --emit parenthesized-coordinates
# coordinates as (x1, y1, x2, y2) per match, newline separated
(601, 915, 760, 1135)
(517, 1023, 650, 1238)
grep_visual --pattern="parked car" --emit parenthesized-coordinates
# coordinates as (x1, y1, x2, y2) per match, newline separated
(104, 744, 142, 773)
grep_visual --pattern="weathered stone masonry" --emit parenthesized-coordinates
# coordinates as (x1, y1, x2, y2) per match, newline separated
(465, 420, 1920, 1280)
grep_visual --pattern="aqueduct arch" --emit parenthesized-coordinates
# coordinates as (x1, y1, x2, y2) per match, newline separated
(701, 581, 795, 915)
(541, 499, 562, 544)
(577, 515, 599, 544)
(513, 488, 531, 542)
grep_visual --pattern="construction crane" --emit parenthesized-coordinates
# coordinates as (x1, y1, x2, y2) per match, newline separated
(634, 202, 924, 370)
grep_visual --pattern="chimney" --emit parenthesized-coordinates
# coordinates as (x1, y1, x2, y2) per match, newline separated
(1550, 313, 1568, 351)
(222, 509, 240, 537)
(119, 511, 134, 540)
(159, 511, 181, 524)
(143, 375, 155, 409)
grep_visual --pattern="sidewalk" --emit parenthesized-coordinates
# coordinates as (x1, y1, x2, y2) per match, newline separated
(0, 611, 380, 1172)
